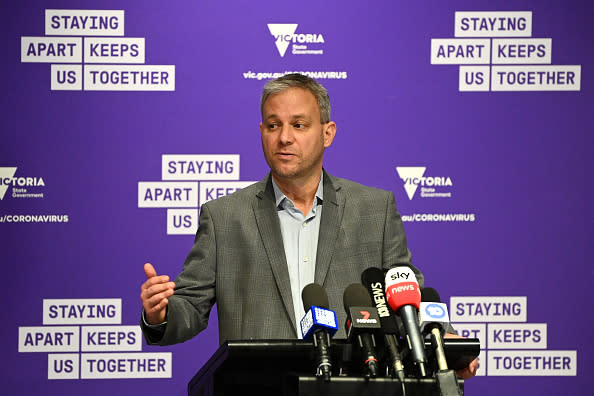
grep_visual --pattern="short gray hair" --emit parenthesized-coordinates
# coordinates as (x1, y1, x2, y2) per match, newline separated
(260, 73, 331, 123)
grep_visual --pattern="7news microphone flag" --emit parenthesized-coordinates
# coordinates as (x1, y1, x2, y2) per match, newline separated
(343, 283, 381, 378)
(361, 267, 406, 382)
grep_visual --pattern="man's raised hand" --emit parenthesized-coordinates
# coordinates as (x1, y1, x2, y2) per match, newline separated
(140, 263, 175, 324)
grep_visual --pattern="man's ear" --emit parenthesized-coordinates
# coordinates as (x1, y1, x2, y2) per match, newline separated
(323, 121, 337, 148)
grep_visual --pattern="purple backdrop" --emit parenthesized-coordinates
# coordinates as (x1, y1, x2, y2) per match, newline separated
(2, 0, 592, 394)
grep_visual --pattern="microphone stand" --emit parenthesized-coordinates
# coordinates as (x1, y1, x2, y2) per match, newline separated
(429, 328, 461, 396)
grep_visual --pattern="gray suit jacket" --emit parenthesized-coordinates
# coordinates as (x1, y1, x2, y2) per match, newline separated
(145, 170, 420, 345)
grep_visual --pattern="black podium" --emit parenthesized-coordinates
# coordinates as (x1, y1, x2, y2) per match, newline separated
(187, 339, 479, 396)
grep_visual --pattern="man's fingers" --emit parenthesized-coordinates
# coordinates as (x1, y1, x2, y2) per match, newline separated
(456, 358, 479, 379)
(141, 281, 175, 301)
(144, 263, 157, 279)
(141, 275, 172, 291)
(143, 281, 175, 297)
(469, 358, 479, 375)
(151, 297, 170, 313)
(143, 288, 175, 312)
(144, 297, 170, 325)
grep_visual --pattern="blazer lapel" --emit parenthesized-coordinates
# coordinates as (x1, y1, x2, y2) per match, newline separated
(252, 174, 297, 335)
(315, 170, 345, 286)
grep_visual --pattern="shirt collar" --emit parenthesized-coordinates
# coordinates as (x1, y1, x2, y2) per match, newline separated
(272, 173, 324, 210)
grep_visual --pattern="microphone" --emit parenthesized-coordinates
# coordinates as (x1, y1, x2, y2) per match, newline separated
(385, 265, 428, 377)
(300, 283, 338, 382)
(342, 283, 381, 378)
(420, 287, 462, 396)
(419, 287, 450, 371)
(361, 267, 406, 382)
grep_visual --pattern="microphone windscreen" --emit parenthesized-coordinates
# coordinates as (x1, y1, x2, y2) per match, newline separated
(421, 287, 441, 303)
(361, 267, 385, 288)
(302, 283, 329, 311)
(361, 267, 401, 334)
(343, 283, 373, 312)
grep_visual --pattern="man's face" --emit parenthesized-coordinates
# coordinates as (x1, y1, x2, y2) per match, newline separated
(260, 87, 336, 182)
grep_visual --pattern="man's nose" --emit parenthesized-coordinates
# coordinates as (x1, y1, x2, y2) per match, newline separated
(278, 125, 294, 145)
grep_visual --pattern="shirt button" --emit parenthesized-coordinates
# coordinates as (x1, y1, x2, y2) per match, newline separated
(303, 257, 309, 262)
(302, 222, 307, 227)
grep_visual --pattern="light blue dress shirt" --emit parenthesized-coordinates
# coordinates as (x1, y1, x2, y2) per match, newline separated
(271, 174, 324, 338)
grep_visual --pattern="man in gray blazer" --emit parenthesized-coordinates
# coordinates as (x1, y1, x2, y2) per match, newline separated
(142, 168, 413, 342)
(140, 73, 477, 378)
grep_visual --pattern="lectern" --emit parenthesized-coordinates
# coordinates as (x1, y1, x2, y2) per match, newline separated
(187, 338, 479, 396)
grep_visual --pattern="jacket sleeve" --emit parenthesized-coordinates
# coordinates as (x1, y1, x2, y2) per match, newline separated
(140, 203, 218, 346)
(380, 191, 458, 334)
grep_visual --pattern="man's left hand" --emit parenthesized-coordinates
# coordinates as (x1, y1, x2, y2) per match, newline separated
(444, 333, 479, 379)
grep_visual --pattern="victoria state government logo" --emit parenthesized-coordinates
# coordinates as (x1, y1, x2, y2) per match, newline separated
(396, 166, 453, 200)
(267, 24, 325, 57)
(0, 167, 46, 200)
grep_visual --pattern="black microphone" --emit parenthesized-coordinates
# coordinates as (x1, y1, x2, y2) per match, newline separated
(343, 283, 380, 378)
(385, 265, 428, 377)
(361, 267, 406, 382)
(300, 283, 338, 382)
(420, 287, 462, 396)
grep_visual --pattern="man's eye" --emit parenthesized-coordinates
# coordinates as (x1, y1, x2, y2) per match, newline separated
(294, 123, 304, 129)
(268, 123, 278, 129)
